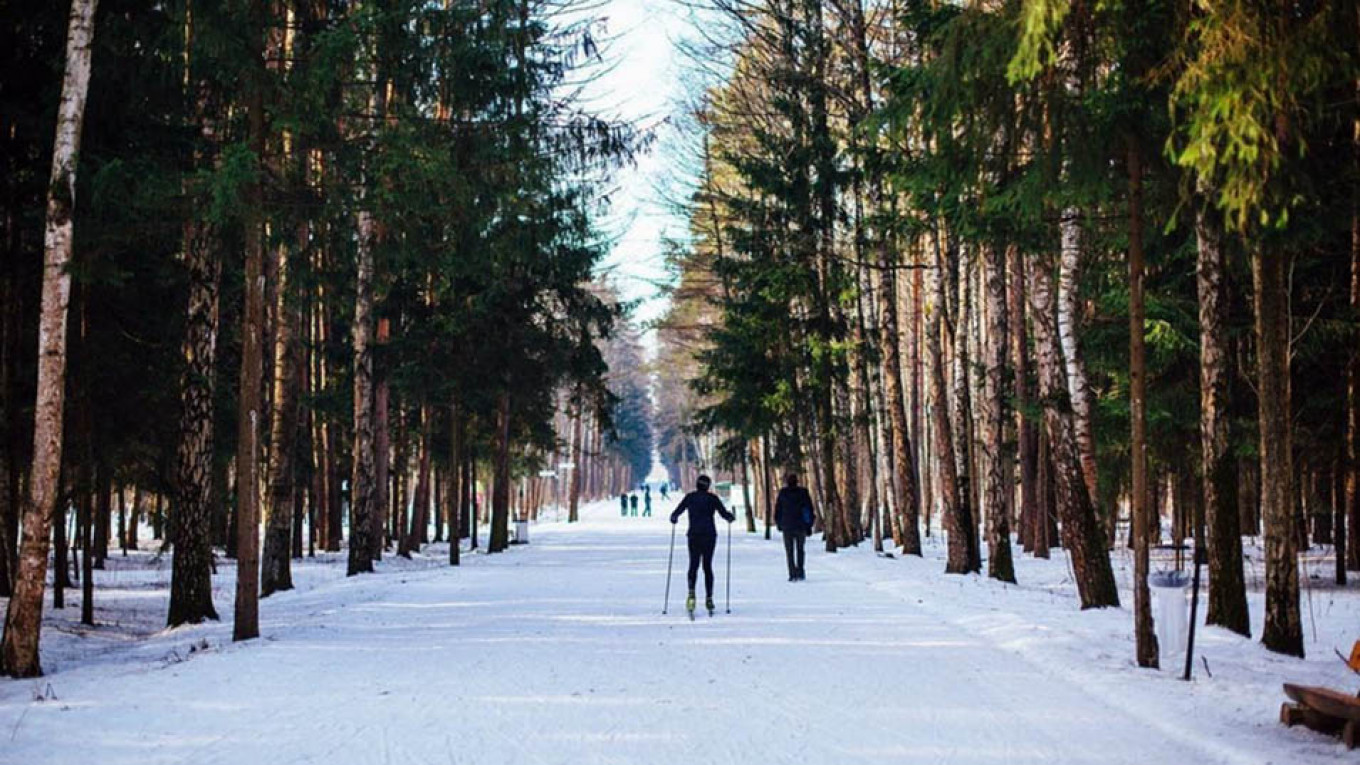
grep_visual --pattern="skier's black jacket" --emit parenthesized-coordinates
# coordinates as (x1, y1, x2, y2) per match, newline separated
(670, 490, 735, 537)
(774, 486, 815, 535)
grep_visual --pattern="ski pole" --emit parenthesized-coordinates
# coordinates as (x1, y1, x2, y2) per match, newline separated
(662, 523, 677, 615)
(725, 519, 732, 614)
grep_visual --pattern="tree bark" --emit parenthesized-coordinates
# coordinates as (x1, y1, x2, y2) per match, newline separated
(1348, 176, 1360, 571)
(400, 404, 432, 556)
(449, 404, 462, 565)
(761, 436, 774, 540)
(0, 230, 13, 598)
(233, 0, 270, 641)
(928, 233, 972, 574)
(1028, 251, 1119, 608)
(489, 391, 511, 553)
(1009, 246, 1042, 558)
(1129, 148, 1158, 666)
(880, 244, 921, 556)
(347, 199, 377, 576)
(1196, 203, 1250, 636)
(79, 468, 94, 626)
(981, 244, 1014, 582)
(1253, 252, 1302, 656)
(1057, 211, 1099, 509)
(261, 225, 298, 596)
(373, 324, 390, 559)
(1, 0, 98, 677)
(168, 216, 222, 626)
(950, 246, 981, 573)
(568, 397, 583, 523)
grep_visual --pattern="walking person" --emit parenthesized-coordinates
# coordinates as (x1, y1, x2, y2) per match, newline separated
(643, 486, 652, 517)
(629, 493, 639, 517)
(670, 475, 735, 617)
(774, 473, 815, 581)
(620, 493, 629, 517)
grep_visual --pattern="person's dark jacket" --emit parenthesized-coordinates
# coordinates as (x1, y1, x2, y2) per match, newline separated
(775, 486, 815, 535)
(670, 490, 735, 537)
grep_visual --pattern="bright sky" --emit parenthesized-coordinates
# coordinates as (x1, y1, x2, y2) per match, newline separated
(576, 0, 711, 354)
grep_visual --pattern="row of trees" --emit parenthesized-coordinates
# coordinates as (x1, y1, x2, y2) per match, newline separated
(660, 0, 1357, 667)
(0, 0, 652, 678)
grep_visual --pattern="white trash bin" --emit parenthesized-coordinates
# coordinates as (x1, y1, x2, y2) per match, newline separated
(513, 519, 529, 544)
(1149, 570, 1190, 662)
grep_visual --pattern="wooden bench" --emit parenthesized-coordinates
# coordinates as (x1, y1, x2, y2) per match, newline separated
(1279, 642, 1360, 749)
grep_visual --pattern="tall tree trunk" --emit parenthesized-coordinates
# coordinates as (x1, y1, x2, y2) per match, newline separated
(79, 467, 94, 626)
(761, 436, 774, 540)
(1348, 168, 1360, 572)
(489, 391, 511, 553)
(346, 7, 378, 575)
(0, 226, 13, 598)
(400, 404, 431, 556)
(167, 216, 222, 626)
(1196, 203, 1250, 636)
(1028, 251, 1119, 608)
(915, 257, 932, 538)
(449, 404, 462, 565)
(347, 199, 377, 576)
(0, 0, 98, 678)
(1057, 212, 1099, 509)
(373, 321, 390, 560)
(928, 232, 971, 573)
(261, 223, 298, 596)
(92, 460, 108, 567)
(1009, 246, 1042, 558)
(1129, 148, 1158, 666)
(568, 397, 583, 523)
(982, 244, 1014, 582)
(881, 247, 921, 556)
(950, 246, 981, 573)
(233, 0, 270, 641)
(1253, 252, 1302, 656)
(465, 446, 477, 549)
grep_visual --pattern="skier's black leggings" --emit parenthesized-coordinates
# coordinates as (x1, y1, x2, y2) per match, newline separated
(687, 533, 717, 597)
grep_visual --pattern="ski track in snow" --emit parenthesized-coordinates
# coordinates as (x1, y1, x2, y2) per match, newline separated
(1, 500, 1354, 764)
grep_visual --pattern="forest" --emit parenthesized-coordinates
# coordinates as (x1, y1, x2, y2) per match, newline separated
(0, 0, 655, 678)
(0, 0, 1357, 722)
(655, 0, 1357, 669)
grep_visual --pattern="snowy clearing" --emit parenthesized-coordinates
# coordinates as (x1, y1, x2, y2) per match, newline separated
(1, 499, 1356, 765)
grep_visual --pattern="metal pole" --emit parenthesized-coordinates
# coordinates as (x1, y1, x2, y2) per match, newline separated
(1183, 521, 1205, 680)
(725, 518, 732, 614)
(662, 523, 677, 615)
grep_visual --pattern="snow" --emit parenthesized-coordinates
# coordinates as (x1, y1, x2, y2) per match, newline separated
(2, 500, 1357, 764)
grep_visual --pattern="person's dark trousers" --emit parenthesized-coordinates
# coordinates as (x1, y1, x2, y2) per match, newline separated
(687, 533, 718, 596)
(782, 531, 806, 580)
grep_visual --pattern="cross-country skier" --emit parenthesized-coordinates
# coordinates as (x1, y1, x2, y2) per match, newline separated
(643, 486, 652, 516)
(774, 472, 815, 581)
(670, 475, 735, 616)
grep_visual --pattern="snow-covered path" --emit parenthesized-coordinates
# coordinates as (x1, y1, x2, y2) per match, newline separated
(0, 500, 1325, 764)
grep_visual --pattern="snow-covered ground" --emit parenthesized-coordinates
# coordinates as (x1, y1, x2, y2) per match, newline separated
(1, 499, 1356, 764)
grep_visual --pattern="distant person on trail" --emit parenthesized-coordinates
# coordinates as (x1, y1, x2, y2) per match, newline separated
(620, 493, 629, 517)
(670, 475, 736, 615)
(659, 483, 669, 501)
(643, 486, 652, 517)
(775, 473, 815, 582)
(630, 493, 639, 516)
